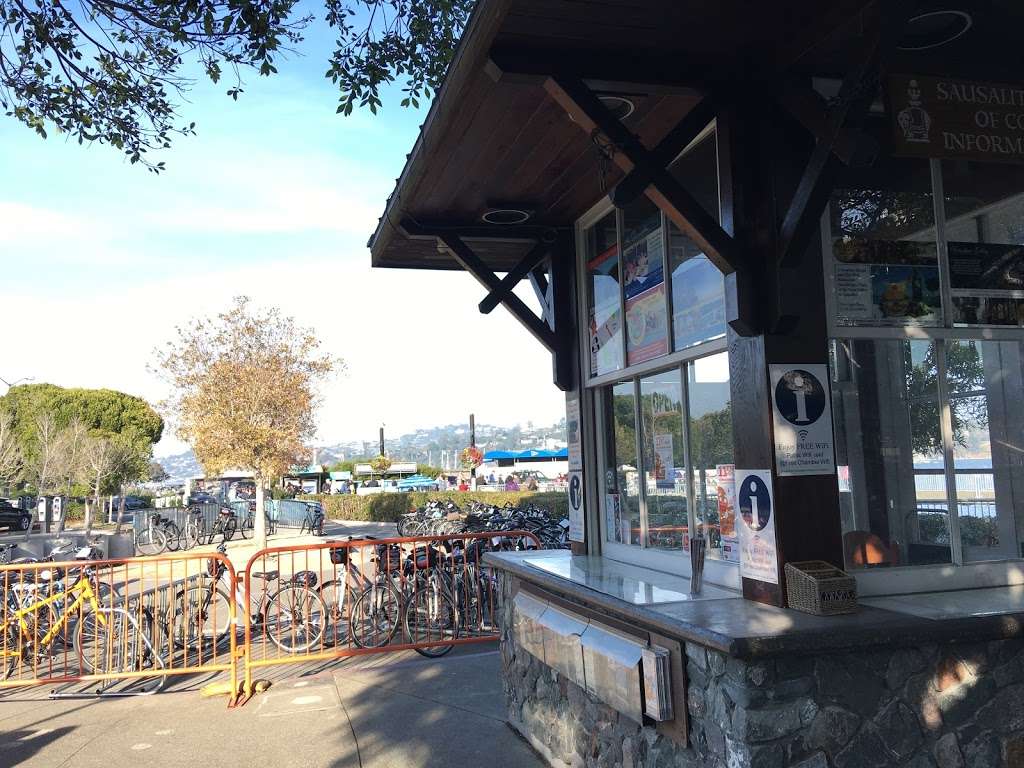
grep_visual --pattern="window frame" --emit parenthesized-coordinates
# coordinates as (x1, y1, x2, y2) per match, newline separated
(823, 157, 1024, 595)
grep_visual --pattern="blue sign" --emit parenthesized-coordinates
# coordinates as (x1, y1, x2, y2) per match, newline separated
(774, 369, 826, 426)
(738, 474, 772, 532)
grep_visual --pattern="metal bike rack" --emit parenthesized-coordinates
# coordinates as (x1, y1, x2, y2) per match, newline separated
(49, 607, 168, 699)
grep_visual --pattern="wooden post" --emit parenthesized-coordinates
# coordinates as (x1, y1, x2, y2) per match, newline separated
(718, 94, 844, 606)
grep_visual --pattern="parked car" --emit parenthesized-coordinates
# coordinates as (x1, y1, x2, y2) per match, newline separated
(108, 495, 148, 511)
(187, 492, 219, 505)
(0, 500, 33, 532)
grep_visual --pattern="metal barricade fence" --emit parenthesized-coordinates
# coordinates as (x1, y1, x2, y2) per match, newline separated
(0, 551, 238, 697)
(130, 504, 222, 537)
(239, 531, 541, 696)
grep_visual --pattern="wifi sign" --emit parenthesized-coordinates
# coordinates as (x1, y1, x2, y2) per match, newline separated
(797, 429, 809, 441)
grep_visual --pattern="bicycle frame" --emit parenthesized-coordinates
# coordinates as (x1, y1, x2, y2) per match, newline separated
(1, 572, 106, 650)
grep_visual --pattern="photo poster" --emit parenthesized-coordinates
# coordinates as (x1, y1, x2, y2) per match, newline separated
(566, 395, 582, 472)
(568, 471, 584, 543)
(589, 244, 622, 375)
(947, 241, 1024, 326)
(736, 470, 779, 584)
(671, 255, 727, 349)
(653, 433, 673, 482)
(624, 229, 668, 365)
(716, 464, 739, 563)
(832, 238, 941, 326)
(769, 364, 836, 476)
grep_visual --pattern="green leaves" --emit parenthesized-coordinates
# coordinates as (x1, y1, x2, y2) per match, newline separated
(1, 0, 470, 171)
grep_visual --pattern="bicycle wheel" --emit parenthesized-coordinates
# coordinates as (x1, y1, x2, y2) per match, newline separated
(405, 580, 458, 658)
(264, 585, 326, 654)
(349, 582, 402, 649)
(221, 518, 238, 543)
(136, 527, 167, 556)
(1, 624, 25, 681)
(318, 580, 349, 647)
(162, 522, 182, 552)
(239, 515, 253, 540)
(183, 521, 201, 550)
(75, 609, 153, 674)
(170, 585, 232, 652)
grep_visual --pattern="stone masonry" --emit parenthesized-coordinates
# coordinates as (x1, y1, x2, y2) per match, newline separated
(498, 574, 1024, 768)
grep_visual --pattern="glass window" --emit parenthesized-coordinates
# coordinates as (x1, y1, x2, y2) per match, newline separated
(832, 339, 953, 568)
(941, 160, 1024, 327)
(946, 340, 1024, 561)
(667, 134, 726, 351)
(622, 198, 669, 366)
(604, 381, 641, 546)
(687, 353, 735, 562)
(599, 355, 736, 568)
(586, 212, 624, 376)
(640, 370, 687, 550)
(827, 158, 942, 327)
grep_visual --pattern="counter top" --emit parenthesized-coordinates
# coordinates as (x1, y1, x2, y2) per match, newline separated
(485, 550, 1024, 659)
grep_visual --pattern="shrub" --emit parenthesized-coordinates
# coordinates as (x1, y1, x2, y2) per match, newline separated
(299, 490, 568, 523)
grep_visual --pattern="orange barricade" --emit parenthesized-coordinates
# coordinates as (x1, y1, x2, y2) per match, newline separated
(239, 531, 541, 700)
(0, 550, 238, 698)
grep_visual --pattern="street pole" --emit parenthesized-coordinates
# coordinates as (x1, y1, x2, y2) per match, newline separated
(469, 413, 476, 489)
(379, 426, 385, 457)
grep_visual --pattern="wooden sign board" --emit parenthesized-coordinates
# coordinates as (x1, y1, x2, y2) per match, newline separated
(890, 74, 1024, 164)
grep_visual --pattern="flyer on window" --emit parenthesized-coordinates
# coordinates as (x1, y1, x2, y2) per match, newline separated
(947, 241, 1024, 326)
(832, 238, 941, 326)
(624, 229, 668, 365)
(716, 464, 739, 563)
(653, 433, 673, 481)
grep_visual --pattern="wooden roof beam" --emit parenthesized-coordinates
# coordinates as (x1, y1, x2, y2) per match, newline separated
(486, 44, 714, 95)
(478, 241, 551, 314)
(544, 75, 742, 276)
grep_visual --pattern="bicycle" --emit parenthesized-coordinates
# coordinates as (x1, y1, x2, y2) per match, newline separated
(206, 506, 238, 545)
(1, 547, 153, 680)
(169, 544, 326, 654)
(135, 513, 169, 556)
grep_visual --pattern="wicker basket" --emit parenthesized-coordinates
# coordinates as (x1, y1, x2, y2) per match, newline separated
(784, 560, 858, 616)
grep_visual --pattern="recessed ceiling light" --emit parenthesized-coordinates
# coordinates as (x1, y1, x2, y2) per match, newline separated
(481, 207, 532, 225)
(898, 10, 972, 51)
(598, 95, 636, 121)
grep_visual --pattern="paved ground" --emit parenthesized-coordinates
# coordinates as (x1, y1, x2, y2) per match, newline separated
(0, 645, 542, 768)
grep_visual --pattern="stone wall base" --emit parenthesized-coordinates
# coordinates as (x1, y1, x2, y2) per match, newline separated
(498, 574, 1024, 768)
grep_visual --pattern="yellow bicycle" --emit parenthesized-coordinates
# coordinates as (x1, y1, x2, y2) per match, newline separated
(0, 561, 138, 682)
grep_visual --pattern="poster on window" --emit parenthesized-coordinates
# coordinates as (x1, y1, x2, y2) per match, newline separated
(947, 241, 1024, 326)
(832, 238, 942, 326)
(589, 244, 623, 375)
(566, 396, 582, 472)
(716, 464, 739, 562)
(653, 433, 673, 481)
(736, 470, 779, 584)
(606, 493, 621, 544)
(624, 229, 668, 365)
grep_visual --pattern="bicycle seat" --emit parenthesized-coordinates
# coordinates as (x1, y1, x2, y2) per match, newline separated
(251, 570, 279, 581)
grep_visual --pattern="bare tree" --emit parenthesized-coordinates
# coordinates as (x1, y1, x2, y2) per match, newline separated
(81, 436, 119, 536)
(54, 418, 89, 534)
(0, 409, 21, 494)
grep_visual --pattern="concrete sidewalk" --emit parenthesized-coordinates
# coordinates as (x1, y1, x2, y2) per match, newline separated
(0, 647, 542, 768)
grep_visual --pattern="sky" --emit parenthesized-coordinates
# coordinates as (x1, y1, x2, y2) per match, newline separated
(0, 5, 565, 457)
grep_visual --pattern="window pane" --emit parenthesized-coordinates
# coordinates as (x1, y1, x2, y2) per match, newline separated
(831, 339, 953, 568)
(828, 157, 941, 327)
(666, 134, 727, 351)
(640, 370, 687, 550)
(946, 340, 1023, 561)
(603, 382, 641, 546)
(687, 353, 735, 562)
(622, 198, 669, 365)
(586, 212, 624, 376)
(941, 160, 1024, 327)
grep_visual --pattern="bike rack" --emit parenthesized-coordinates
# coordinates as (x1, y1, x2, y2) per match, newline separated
(48, 607, 168, 699)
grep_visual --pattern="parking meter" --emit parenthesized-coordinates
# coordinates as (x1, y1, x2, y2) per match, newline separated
(36, 496, 52, 532)
(52, 495, 66, 529)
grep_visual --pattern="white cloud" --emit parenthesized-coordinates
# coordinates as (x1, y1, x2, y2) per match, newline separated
(0, 251, 566, 457)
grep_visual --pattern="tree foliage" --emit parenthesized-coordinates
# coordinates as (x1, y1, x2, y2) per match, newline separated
(1, 0, 473, 169)
(153, 295, 338, 545)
